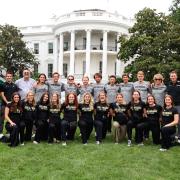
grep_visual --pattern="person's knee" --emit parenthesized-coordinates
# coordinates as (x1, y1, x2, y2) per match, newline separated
(113, 121, 120, 129)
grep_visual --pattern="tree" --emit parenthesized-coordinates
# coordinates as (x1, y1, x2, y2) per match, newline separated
(117, 8, 180, 82)
(169, 0, 180, 23)
(0, 24, 37, 74)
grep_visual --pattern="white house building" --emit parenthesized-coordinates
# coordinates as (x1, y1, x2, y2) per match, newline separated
(20, 9, 134, 80)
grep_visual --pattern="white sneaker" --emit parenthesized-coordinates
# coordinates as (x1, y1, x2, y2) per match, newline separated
(138, 142, 144, 146)
(0, 133, 3, 139)
(159, 148, 167, 152)
(20, 143, 25, 146)
(96, 141, 100, 145)
(127, 140, 132, 147)
(114, 142, 119, 145)
(33, 141, 39, 144)
(83, 143, 88, 145)
(62, 142, 67, 146)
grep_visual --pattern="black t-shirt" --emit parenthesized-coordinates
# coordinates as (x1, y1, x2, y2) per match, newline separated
(1, 82, 19, 105)
(49, 106, 61, 123)
(6, 103, 22, 125)
(110, 103, 128, 125)
(61, 103, 77, 122)
(78, 103, 94, 122)
(22, 101, 36, 122)
(162, 107, 178, 126)
(145, 104, 162, 123)
(94, 102, 109, 121)
(36, 102, 49, 121)
(128, 101, 146, 122)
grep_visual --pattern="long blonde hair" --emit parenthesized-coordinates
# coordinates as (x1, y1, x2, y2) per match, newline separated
(50, 93, 61, 109)
(25, 91, 36, 106)
(82, 92, 94, 111)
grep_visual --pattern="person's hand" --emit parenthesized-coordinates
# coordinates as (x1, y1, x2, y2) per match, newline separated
(10, 122, 16, 126)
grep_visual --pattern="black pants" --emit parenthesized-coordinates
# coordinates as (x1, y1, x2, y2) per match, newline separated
(78, 120, 93, 144)
(24, 120, 34, 141)
(161, 126, 176, 149)
(5, 121, 25, 146)
(107, 115, 112, 133)
(0, 105, 5, 133)
(127, 120, 139, 143)
(94, 119, 107, 142)
(35, 120, 48, 142)
(138, 121, 160, 144)
(48, 121, 61, 143)
(61, 120, 77, 141)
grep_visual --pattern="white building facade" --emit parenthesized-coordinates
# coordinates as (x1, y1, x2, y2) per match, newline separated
(20, 9, 134, 80)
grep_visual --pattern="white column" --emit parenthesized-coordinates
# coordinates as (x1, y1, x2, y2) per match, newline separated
(116, 33, 121, 76)
(39, 40, 46, 74)
(102, 30, 108, 80)
(53, 36, 58, 72)
(70, 30, 75, 75)
(59, 33, 64, 75)
(85, 29, 91, 77)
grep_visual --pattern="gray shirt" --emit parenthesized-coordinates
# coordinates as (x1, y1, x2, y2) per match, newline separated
(104, 84, 120, 104)
(15, 78, 36, 100)
(92, 83, 105, 102)
(119, 82, 134, 104)
(33, 84, 49, 103)
(63, 84, 80, 96)
(78, 84, 93, 102)
(133, 81, 151, 103)
(47, 80, 65, 98)
(151, 84, 166, 107)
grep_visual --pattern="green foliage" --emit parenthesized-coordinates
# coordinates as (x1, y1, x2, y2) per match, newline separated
(0, 24, 37, 74)
(117, 8, 180, 81)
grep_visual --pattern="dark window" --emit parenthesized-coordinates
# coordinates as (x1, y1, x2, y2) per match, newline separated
(48, 42, 53, 54)
(34, 43, 39, 54)
(48, 64, 53, 78)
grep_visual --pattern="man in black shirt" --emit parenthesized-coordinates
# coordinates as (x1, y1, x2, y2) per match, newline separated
(0, 71, 18, 138)
(166, 71, 180, 138)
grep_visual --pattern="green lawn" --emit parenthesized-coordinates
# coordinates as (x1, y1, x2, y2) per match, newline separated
(0, 132, 180, 180)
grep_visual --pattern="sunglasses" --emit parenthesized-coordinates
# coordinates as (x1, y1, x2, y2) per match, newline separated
(68, 78, 74, 80)
(155, 79, 161, 80)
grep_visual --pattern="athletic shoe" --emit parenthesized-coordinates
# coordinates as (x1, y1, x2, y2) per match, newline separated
(114, 142, 119, 145)
(83, 143, 88, 145)
(33, 141, 39, 144)
(127, 140, 131, 147)
(138, 142, 144, 146)
(159, 148, 167, 152)
(62, 142, 67, 146)
(96, 141, 100, 145)
(20, 143, 25, 146)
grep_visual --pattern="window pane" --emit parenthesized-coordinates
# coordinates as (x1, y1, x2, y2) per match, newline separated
(48, 64, 53, 78)
(34, 43, 39, 54)
(48, 42, 53, 54)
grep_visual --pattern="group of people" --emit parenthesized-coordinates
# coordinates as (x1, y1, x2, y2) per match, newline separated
(0, 69, 179, 152)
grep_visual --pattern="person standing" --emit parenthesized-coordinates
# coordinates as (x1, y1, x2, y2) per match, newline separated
(61, 93, 78, 146)
(104, 75, 120, 133)
(94, 92, 109, 144)
(119, 73, 134, 104)
(160, 95, 179, 151)
(15, 69, 36, 100)
(0, 71, 19, 138)
(21, 91, 36, 142)
(151, 74, 166, 107)
(78, 93, 94, 145)
(92, 73, 105, 103)
(133, 71, 151, 103)
(166, 71, 180, 139)
(33, 73, 48, 103)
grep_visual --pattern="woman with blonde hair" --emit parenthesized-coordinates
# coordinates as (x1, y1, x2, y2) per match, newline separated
(78, 92, 94, 145)
(110, 93, 128, 144)
(94, 91, 110, 144)
(48, 93, 61, 143)
(151, 73, 166, 107)
(22, 91, 36, 142)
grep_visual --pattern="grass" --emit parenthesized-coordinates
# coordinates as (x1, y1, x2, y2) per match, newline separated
(0, 131, 180, 180)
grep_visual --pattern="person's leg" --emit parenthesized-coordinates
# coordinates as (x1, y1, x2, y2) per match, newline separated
(119, 125, 127, 141)
(19, 121, 25, 144)
(48, 123, 55, 143)
(78, 120, 87, 144)
(61, 120, 68, 141)
(136, 122, 147, 144)
(151, 123, 160, 145)
(94, 120, 103, 142)
(175, 106, 180, 138)
(161, 126, 176, 149)
(86, 121, 93, 140)
(107, 115, 112, 133)
(112, 121, 120, 143)
(55, 121, 61, 141)
(0, 105, 5, 137)
(68, 121, 77, 140)
(102, 120, 108, 139)
(34, 120, 43, 143)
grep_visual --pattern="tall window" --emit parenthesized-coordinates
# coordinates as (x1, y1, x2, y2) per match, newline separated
(34, 43, 39, 54)
(100, 38, 103, 50)
(64, 42, 69, 51)
(83, 61, 86, 75)
(83, 37, 86, 49)
(48, 42, 53, 54)
(48, 64, 53, 78)
(99, 61, 102, 73)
